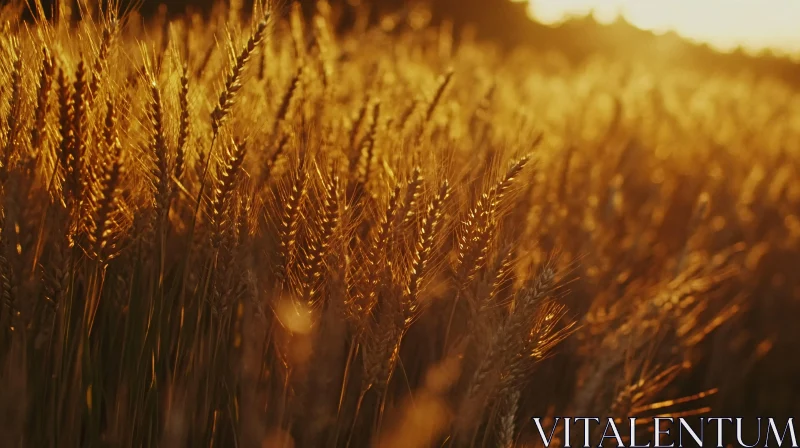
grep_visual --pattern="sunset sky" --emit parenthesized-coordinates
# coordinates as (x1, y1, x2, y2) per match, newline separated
(518, 0, 800, 56)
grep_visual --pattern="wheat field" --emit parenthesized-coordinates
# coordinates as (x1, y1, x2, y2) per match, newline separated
(0, 0, 798, 446)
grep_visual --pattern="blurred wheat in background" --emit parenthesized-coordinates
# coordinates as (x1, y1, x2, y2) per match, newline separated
(0, 0, 798, 446)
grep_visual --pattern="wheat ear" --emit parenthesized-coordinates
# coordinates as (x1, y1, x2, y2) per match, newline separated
(406, 180, 450, 316)
(209, 139, 247, 248)
(175, 64, 190, 181)
(30, 48, 56, 152)
(1, 46, 23, 183)
(211, 12, 270, 136)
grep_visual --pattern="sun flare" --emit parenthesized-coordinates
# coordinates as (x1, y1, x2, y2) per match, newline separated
(520, 0, 800, 56)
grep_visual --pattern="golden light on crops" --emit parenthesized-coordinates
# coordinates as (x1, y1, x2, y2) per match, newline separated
(517, 0, 800, 56)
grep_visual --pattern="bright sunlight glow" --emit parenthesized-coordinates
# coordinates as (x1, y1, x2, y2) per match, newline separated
(518, 0, 800, 56)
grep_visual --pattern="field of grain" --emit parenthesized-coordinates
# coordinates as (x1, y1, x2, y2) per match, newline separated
(0, 0, 798, 446)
